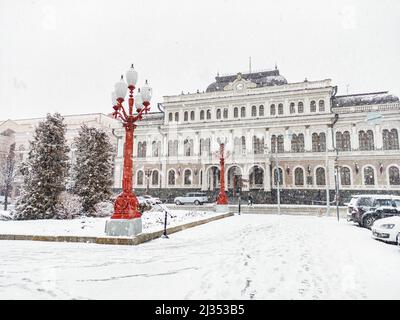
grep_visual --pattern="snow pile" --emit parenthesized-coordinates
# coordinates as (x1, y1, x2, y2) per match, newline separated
(0, 209, 218, 237)
(0, 210, 12, 221)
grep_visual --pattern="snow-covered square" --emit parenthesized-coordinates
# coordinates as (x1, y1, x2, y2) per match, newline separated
(0, 214, 399, 300)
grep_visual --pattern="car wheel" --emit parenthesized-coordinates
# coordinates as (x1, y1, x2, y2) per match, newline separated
(194, 200, 200, 206)
(362, 216, 375, 229)
(175, 200, 182, 205)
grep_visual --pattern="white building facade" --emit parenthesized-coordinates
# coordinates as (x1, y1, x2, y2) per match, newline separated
(115, 69, 400, 204)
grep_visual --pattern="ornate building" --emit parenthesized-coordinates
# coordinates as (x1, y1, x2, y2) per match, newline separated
(1, 68, 400, 204)
(114, 68, 400, 204)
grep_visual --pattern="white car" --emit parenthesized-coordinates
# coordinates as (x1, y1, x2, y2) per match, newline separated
(141, 195, 162, 205)
(174, 192, 209, 205)
(371, 216, 400, 243)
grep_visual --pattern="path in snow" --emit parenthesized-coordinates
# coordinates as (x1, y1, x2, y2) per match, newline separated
(0, 214, 399, 299)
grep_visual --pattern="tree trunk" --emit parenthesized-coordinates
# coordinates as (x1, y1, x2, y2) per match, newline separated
(4, 188, 8, 211)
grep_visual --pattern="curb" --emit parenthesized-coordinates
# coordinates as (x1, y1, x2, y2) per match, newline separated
(0, 212, 234, 246)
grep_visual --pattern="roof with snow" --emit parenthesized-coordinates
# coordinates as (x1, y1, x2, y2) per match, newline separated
(332, 92, 399, 107)
(206, 69, 288, 92)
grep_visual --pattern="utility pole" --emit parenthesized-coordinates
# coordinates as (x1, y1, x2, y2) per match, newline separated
(275, 148, 281, 215)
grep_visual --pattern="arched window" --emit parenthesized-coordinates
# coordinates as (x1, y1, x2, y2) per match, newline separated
(152, 141, 161, 157)
(250, 166, 264, 187)
(234, 107, 239, 118)
(316, 167, 326, 186)
(206, 109, 211, 120)
(291, 134, 305, 153)
(274, 168, 283, 186)
(298, 102, 304, 113)
(216, 109, 221, 119)
(138, 141, 147, 158)
(270, 104, 276, 116)
(184, 169, 192, 185)
(278, 103, 284, 115)
(364, 166, 375, 185)
(200, 110, 205, 120)
(277, 135, 284, 153)
(336, 131, 351, 151)
(253, 136, 264, 155)
(389, 166, 400, 185)
(223, 108, 228, 119)
(259, 105, 264, 116)
(340, 167, 351, 186)
(184, 111, 188, 121)
(137, 170, 144, 185)
(184, 139, 193, 156)
(174, 112, 179, 122)
(200, 138, 211, 156)
(290, 102, 295, 114)
(241, 106, 246, 117)
(383, 129, 399, 150)
(251, 105, 257, 117)
(168, 170, 176, 185)
(168, 113, 173, 121)
(295, 168, 304, 186)
(318, 100, 325, 112)
(151, 170, 159, 185)
(310, 100, 316, 113)
(359, 130, 374, 151)
(312, 132, 326, 152)
(190, 111, 195, 121)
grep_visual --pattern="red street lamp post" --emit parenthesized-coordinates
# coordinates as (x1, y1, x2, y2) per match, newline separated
(111, 65, 152, 220)
(216, 143, 228, 205)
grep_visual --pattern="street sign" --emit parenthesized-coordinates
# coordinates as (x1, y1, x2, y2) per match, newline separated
(365, 112, 383, 125)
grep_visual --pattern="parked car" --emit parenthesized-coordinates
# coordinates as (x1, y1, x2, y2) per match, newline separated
(174, 192, 210, 205)
(346, 195, 360, 222)
(360, 196, 400, 229)
(371, 216, 400, 243)
(141, 195, 162, 205)
(348, 194, 399, 228)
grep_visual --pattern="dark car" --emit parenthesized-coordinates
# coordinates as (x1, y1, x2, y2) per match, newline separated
(349, 194, 400, 228)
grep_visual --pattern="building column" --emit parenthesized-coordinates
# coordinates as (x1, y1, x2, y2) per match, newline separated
(305, 126, 312, 151)
(264, 159, 271, 191)
(327, 125, 333, 151)
(284, 127, 291, 152)
(375, 124, 382, 150)
(351, 124, 359, 150)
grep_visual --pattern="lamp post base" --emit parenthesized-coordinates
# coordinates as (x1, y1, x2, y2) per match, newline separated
(105, 218, 142, 237)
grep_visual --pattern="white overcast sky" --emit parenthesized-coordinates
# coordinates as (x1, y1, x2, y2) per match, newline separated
(0, 0, 399, 120)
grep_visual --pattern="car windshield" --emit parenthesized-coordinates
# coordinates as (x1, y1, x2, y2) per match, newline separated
(376, 199, 393, 207)
(357, 197, 373, 207)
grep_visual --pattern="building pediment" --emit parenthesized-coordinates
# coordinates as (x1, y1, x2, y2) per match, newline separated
(0, 119, 21, 135)
(223, 73, 257, 92)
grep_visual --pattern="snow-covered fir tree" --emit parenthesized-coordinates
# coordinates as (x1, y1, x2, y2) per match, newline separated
(71, 125, 114, 214)
(14, 113, 70, 220)
(0, 143, 16, 211)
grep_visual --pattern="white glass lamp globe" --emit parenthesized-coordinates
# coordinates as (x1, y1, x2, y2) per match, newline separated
(114, 75, 127, 100)
(111, 91, 118, 106)
(135, 90, 143, 111)
(141, 80, 152, 102)
(125, 64, 138, 87)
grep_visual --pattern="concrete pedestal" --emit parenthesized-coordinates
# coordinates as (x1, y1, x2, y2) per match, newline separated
(215, 204, 229, 213)
(105, 218, 142, 237)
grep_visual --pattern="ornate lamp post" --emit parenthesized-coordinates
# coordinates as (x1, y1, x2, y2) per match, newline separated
(216, 143, 228, 205)
(106, 65, 152, 236)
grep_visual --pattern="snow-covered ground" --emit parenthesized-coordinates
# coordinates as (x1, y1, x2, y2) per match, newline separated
(0, 214, 399, 300)
(0, 209, 219, 237)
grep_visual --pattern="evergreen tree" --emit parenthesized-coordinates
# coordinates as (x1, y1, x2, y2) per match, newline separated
(15, 113, 70, 220)
(0, 143, 16, 211)
(72, 125, 114, 214)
